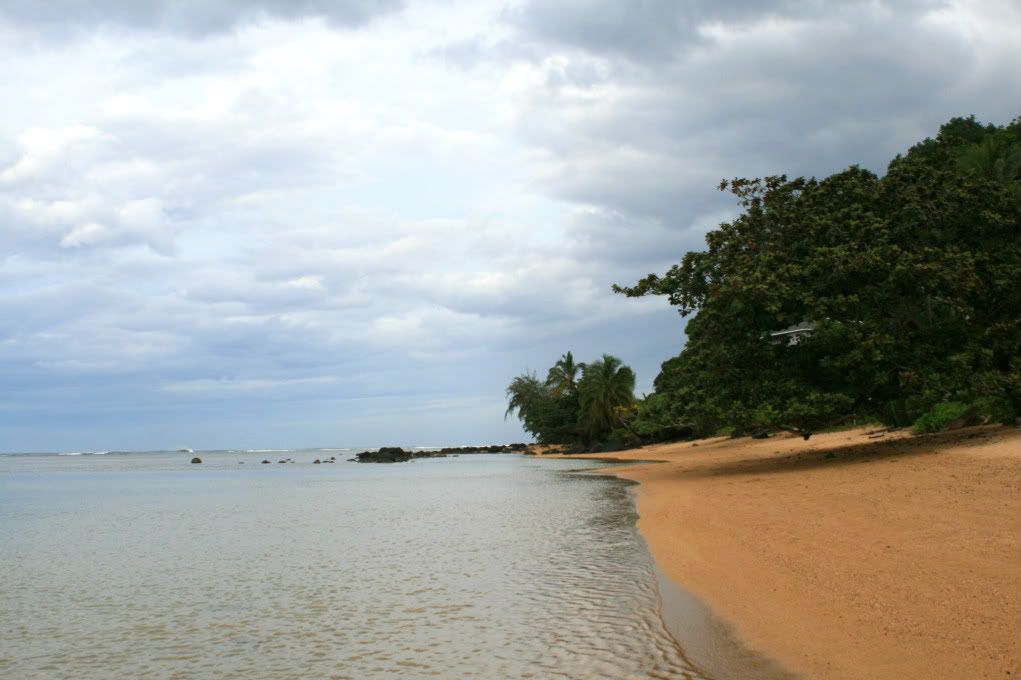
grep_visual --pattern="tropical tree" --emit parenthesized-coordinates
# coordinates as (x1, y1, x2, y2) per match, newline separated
(505, 368, 580, 444)
(505, 372, 546, 433)
(578, 354, 636, 441)
(614, 116, 1020, 433)
(545, 351, 583, 396)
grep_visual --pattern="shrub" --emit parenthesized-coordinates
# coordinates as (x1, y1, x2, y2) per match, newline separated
(911, 402, 970, 434)
(972, 396, 1016, 425)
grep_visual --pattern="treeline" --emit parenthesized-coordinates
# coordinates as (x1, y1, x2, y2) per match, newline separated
(615, 116, 1019, 440)
(505, 352, 637, 448)
(506, 116, 1019, 448)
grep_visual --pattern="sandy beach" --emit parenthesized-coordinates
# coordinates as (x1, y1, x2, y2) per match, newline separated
(541, 425, 1020, 679)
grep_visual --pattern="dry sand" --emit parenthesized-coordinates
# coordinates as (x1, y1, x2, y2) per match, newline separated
(541, 425, 1020, 679)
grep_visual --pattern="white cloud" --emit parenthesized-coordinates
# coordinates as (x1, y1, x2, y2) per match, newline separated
(0, 125, 103, 184)
(162, 376, 339, 394)
(0, 0, 1016, 449)
(59, 221, 110, 248)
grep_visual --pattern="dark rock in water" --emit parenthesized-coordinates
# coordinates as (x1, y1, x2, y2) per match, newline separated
(313, 459, 321, 464)
(355, 447, 413, 463)
(262, 459, 271, 464)
(434, 443, 532, 455)
(346, 458, 356, 462)
(278, 460, 287, 464)
(239, 461, 245, 464)
(190, 457, 202, 464)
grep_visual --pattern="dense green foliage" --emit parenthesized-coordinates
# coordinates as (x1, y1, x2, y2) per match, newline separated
(911, 402, 972, 434)
(505, 352, 636, 445)
(614, 116, 1020, 437)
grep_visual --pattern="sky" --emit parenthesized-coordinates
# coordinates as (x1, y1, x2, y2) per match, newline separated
(0, 0, 1017, 451)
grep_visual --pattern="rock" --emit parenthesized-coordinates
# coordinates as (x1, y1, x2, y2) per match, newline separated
(278, 460, 287, 464)
(262, 459, 271, 464)
(313, 459, 321, 464)
(190, 457, 202, 464)
(355, 447, 414, 463)
(239, 461, 245, 464)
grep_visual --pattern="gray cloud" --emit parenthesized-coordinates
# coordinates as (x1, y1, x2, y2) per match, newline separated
(0, 0, 405, 36)
(483, 0, 1020, 267)
(1, 0, 1017, 450)
(505, 0, 947, 61)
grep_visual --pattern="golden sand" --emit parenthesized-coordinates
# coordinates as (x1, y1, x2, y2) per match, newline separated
(540, 425, 1020, 679)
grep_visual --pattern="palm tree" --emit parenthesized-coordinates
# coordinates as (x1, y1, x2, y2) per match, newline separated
(578, 354, 636, 440)
(544, 351, 583, 397)
(505, 372, 545, 422)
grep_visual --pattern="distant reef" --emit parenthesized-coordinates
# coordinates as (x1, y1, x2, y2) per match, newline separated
(354, 443, 529, 463)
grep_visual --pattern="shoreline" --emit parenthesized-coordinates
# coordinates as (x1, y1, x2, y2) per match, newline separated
(540, 425, 1021, 679)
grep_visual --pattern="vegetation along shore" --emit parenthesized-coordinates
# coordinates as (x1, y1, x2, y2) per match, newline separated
(507, 116, 1020, 678)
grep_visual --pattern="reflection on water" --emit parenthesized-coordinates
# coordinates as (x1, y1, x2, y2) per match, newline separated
(1, 452, 710, 679)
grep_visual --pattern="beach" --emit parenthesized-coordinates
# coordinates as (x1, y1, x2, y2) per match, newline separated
(542, 425, 1020, 679)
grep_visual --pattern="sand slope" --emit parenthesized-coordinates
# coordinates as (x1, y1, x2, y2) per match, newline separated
(547, 425, 1020, 679)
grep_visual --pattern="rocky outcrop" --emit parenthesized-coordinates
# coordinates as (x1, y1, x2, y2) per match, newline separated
(431, 443, 529, 455)
(353, 443, 532, 463)
(355, 447, 414, 463)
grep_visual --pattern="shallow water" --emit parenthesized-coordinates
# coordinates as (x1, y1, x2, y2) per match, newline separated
(0, 451, 713, 679)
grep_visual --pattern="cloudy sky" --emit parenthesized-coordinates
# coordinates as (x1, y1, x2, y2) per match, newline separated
(0, 0, 1016, 451)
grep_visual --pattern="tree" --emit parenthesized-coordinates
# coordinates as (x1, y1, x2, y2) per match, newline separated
(505, 364, 581, 445)
(545, 351, 583, 397)
(578, 354, 636, 441)
(504, 372, 546, 429)
(505, 352, 640, 446)
(614, 117, 1020, 433)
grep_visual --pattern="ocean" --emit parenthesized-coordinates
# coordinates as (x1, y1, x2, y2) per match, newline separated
(0, 449, 713, 679)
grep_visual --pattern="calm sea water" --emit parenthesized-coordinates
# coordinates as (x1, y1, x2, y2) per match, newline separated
(0, 450, 713, 679)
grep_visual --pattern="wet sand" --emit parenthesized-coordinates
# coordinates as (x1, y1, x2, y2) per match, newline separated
(541, 425, 1020, 679)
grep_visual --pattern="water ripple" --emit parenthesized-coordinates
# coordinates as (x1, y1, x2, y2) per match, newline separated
(1, 454, 711, 679)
